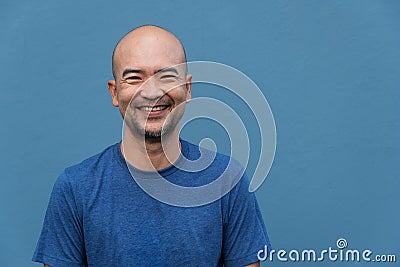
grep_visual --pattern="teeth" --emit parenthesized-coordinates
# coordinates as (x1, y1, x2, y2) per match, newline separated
(141, 105, 168, 112)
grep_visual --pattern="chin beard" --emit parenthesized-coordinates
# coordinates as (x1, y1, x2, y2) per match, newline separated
(124, 111, 178, 141)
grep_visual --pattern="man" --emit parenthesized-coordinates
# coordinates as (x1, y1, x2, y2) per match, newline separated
(33, 25, 270, 266)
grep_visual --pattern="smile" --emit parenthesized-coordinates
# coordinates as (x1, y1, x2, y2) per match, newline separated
(139, 105, 170, 112)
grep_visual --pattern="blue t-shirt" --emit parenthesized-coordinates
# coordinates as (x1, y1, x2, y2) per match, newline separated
(33, 140, 270, 266)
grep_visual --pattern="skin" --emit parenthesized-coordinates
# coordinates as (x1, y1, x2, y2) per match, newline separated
(44, 25, 260, 267)
(108, 25, 192, 170)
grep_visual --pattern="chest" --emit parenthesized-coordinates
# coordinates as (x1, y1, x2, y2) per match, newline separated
(81, 179, 224, 266)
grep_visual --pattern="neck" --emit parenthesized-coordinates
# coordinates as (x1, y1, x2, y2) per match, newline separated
(121, 126, 182, 171)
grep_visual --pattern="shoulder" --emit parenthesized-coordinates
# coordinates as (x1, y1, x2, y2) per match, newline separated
(181, 139, 247, 190)
(182, 139, 244, 175)
(59, 142, 122, 186)
(49, 142, 123, 210)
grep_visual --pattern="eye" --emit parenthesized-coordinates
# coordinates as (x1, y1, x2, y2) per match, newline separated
(125, 76, 142, 83)
(161, 75, 177, 79)
(126, 76, 141, 80)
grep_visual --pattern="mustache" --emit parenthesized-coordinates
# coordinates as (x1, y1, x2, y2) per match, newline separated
(129, 95, 173, 108)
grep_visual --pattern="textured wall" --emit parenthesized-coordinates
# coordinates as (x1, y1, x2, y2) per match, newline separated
(0, 1, 399, 266)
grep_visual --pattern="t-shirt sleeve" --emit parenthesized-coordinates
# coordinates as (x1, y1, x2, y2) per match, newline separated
(32, 171, 85, 267)
(222, 172, 271, 267)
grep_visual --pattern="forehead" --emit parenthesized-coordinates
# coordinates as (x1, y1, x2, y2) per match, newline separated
(115, 33, 184, 75)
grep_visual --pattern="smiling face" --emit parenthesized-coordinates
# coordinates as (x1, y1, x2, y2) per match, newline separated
(108, 26, 192, 139)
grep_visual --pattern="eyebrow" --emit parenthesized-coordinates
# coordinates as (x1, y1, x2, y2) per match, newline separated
(122, 69, 145, 78)
(122, 69, 144, 77)
(155, 67, 179, 75)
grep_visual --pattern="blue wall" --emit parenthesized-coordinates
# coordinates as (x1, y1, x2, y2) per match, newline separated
(1, 1, 399, 266)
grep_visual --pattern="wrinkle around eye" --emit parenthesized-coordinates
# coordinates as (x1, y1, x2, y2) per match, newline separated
(126, 76, 142, 81)
(160, 75, 178, 79)
(122, 78, 143, 85)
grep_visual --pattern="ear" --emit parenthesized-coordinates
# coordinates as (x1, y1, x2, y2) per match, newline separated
(185, 74, 192, 103)
(107, 80, 119, 107)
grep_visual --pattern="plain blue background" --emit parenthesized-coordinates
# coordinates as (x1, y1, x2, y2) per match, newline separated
(1, 1, 399, 266)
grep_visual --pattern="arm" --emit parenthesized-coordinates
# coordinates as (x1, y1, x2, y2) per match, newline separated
(32, 172, 85, 266)
(222, 170, 271, 266)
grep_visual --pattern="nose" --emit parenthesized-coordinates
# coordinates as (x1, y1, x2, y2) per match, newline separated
(138, 79, 165, 100)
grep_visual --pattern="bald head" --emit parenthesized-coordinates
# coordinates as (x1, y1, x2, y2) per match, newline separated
(112, 25, 187, 79)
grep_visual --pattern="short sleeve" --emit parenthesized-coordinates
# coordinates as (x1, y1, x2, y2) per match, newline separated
(32, 171, 85, 267)
(222, 173, 271, 267)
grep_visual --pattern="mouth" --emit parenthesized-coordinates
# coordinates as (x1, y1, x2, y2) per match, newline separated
(139, 105, 170, 112)
(137, 104, 172, 117)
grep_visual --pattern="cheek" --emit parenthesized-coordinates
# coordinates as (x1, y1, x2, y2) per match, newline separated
(118, 87, 137, 109)
(170, 87, 189, 104)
